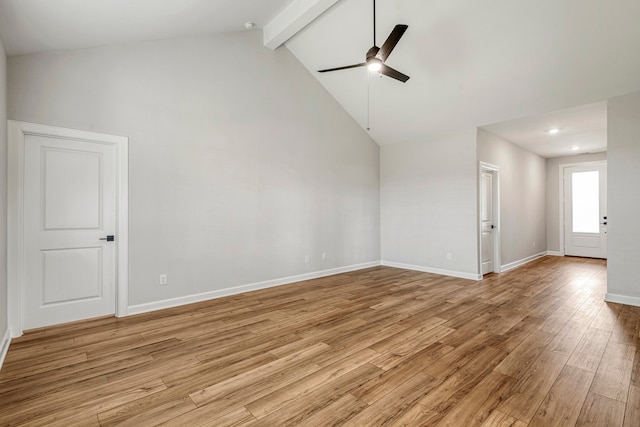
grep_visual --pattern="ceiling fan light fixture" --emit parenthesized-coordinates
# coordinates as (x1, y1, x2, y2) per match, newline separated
(367, 58, 382, 72)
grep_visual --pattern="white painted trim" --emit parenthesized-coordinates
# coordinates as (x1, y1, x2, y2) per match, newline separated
(127, 261, 381, 315)
(7, 121, 129, 337)
(501, 252, 547, 272)
(546, 251, 563, 256)
(478, 162, 501, 275)
(558, 160, 607, 257)
(263, 0, 341, 49)
(381, 261, 482, 281)
(605, 293, 640, 307)
(479, 161, 500, 172)
(115, 133, 129, 317)
(0, 329, 11, 372)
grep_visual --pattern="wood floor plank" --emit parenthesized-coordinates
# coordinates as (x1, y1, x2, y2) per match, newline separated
(368, 316, 448, 353)
(193, 360, 324, 418)
(567, 327, 612, 372)
(189, 342, 331, 407)
(390, 345, 508, 426)
(244, 348, 379, 418)
(479, 410, 527, 427)
(590, 341, 635, 402)
(10, 379, 167, 426)
(575, 392, 625, 427)
(494, 330, 555, 379)
(623, 384, 640, 427)
(372, 340, 455, 372)
(362, 342, 454, 399)
(610, 306, 640, 346)
(345, 371, 441, 426)
(99, 397, 197, 427)
(424, 331, 505, 379)
(632, 347, 640, 387)
(0, 351, 88, 383)
(294, 393, 368, 426)
(498, 350, 569, 423)
(161, 406, 257, 427)
(546, 319, 589, 357)
(2, 257, 637, 426)
(434, 371, 516, 426)
(591, 303, 623, 331)
(528, 365, 594, 427)
(248, 363, 382, 426)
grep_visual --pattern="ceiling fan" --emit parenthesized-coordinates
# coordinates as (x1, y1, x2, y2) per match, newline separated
(318, 0, 409, 83)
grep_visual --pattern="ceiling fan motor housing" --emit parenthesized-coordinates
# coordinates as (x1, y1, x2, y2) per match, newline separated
(366, 46, 380, 61)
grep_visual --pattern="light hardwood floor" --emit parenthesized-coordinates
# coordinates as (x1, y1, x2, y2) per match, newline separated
(1, 256, 638, 426)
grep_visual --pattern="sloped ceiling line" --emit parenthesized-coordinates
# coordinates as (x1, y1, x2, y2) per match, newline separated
(263, 0, 342, 49)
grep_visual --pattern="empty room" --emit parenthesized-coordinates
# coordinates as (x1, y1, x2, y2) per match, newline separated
(0, 0, 639, 425)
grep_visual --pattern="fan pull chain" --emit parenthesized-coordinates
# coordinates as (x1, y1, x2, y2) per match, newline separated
(366, 70, 371, 131)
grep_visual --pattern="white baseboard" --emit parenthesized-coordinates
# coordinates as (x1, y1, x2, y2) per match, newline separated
(501, 252, 547, 273)
(381, 261, 481, 281)
(605, 293, 640, 307)
(0, 329, 11, 372)
(127, 261, 381, 316)
(546, 251, 563, 256)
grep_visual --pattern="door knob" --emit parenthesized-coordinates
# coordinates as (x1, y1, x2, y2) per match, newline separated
(99, 235, 115, 242)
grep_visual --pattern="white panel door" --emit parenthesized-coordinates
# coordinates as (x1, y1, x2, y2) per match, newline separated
(481, 172, 494, 274)
(564, 164, 607, 259)
(23, 134, 117, 329)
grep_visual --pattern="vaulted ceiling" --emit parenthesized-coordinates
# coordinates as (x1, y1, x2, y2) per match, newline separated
(1, 0, 639, 156)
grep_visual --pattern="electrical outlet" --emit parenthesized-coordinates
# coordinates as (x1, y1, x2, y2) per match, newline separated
(446, 253, 452, 260)
(533, 241, 536, 248)
(159, 274, 168, 285)
(322, 252, 327, 261)
(304, 255, 310, 264)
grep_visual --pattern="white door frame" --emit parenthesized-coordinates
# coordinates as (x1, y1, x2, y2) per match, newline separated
(558, 160, 607, 257)
(8, 121, 129, 337)
(478, 162, 501, 275)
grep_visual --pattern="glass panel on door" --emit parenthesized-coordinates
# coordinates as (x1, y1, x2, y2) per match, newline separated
(571, 170, 600, 233)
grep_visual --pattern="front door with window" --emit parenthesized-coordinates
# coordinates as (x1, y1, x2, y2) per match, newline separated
(564, 163, 607, 259)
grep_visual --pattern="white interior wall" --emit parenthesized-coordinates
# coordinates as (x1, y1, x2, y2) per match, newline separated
(380, 129, 479, 279)
(545, 152, 607, 254)
(607, 92, 640, 306)
(7, 31, 381, 309)
(477, 129, 547, 268)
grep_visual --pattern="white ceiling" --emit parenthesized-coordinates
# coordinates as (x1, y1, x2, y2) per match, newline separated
(286, 0, 640, 148)
(0, 0, 638, 155)
(0, 0, 294, 56)
(482, 102, 607, 158)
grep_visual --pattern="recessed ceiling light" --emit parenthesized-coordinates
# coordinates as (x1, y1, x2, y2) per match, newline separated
(244, 22, 255, 30)
(548, 128, 560, 135)
(571, 146, 579, 151)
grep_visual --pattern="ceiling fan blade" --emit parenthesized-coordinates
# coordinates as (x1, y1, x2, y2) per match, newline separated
(380, 64, 410, 82)
(378, 24, 408, 61)
(318, 63, 366, 73)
